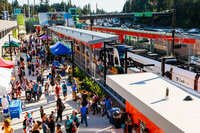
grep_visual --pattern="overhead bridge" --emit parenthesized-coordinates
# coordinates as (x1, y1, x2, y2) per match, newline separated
(78, 12, 170, 20)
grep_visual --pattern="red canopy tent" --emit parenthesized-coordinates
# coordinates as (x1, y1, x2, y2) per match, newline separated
(0, 58, 14, 68)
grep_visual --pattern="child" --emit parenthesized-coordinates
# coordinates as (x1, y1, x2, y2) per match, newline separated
(56, 124, 63, 133)
(40, 106, 44, 118)
(51, 111, 55, 120)
(1, 119, 14, 133)
(77, 97, 81, 113)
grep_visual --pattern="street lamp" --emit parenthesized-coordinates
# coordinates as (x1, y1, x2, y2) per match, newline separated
(8, 34, 13, 61)
(170, 9, 176, 57)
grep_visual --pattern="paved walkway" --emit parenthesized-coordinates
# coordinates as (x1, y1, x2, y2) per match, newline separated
(0, 53, 122, 133)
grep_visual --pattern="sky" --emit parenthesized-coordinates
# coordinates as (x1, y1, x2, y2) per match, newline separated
(8, 0, 126, 12)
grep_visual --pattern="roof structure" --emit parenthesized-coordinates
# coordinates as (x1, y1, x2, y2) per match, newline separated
(0, 20, 17, 32)
(48, 26, 119, 45)
(107, 72, 200, 133)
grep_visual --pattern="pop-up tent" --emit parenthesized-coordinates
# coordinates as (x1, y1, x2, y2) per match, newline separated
(0, 58, 15, 68)
(0, 67, 11, 96)
(11, 38, 20, 44)
(3, 41, 20, 47)
(50, 41, 72, 55)
(40, 34, 51, 39)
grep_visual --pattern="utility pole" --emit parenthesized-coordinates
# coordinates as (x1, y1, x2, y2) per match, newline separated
(64, 0, 66, 12)
(9, 34, 13, 61)
(33, 0, 35, 17)
(171, 9, 176, 57)
(27, 0, 30, 18)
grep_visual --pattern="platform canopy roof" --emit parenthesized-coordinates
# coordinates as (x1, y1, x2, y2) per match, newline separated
(107, 72, 200, 133)
(48, 26, 119, 45)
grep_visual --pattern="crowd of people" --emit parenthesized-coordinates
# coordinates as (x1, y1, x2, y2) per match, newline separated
(0, 34, 148, 133)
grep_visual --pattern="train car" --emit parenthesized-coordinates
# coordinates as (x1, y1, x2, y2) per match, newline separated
(127, 52, 199, 91)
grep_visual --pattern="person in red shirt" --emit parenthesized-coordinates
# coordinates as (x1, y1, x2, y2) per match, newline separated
(55, 83, 61, 96)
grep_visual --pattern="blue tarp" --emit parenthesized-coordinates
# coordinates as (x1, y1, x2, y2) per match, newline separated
(50, 41, 72, 55)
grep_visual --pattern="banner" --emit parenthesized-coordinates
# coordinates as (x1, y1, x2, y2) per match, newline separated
(64, 13, 74, 26)
(17, 14, 24, 25)
(38, 13, 48, 25)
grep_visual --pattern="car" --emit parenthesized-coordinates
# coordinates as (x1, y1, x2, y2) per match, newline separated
(188, 28, 199, 33)
(121, 24, 128, 29)
(175, 28, 184, 33)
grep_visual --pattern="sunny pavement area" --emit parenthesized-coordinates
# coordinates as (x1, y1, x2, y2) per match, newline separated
(0, 53, 122, 133)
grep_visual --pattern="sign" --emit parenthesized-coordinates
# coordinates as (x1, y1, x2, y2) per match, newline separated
(14, 9, 21, 14)
(135, 12, 143, 17)
(64, 13, 74, 26)
(17, 14, 24, 25)
(144, 12, 153, 17)
(38, 13, 48, 25)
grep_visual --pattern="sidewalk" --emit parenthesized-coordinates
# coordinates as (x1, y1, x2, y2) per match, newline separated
(0, 53, 122, 133)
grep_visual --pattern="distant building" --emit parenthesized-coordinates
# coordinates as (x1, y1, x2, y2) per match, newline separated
(38, 12, 74, 26)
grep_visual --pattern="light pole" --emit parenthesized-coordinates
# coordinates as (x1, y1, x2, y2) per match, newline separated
(170, 9, 176, 57)
(9, 34, 13, 61)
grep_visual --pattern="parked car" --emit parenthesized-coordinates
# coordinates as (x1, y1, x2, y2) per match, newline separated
(188, 28, 199, 33)
(121, 24, 128, 29)
(175, 28, 184, 33)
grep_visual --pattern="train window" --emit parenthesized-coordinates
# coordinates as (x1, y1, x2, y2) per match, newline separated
(115, 57, 119, 65)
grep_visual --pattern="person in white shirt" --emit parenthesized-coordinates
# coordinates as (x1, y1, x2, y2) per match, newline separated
(1, 95, 9, 117)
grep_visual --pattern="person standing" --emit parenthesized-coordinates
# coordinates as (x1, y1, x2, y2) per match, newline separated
(33, 81, 39, 102)
(1, 119, 14, 133)
(92, 93, 98, 115)
(125, 114, 133, 133)
(56, 124, 63, 133)
(55, 83, 61, 97)
(27, 61, 32, 76)
(64, 115, 72, 133)
(44, 82, 51, 104)
(121, 109, 128, 133)
(80, 103, 88, 127)
(62, 81, 67, 100)
(38, 81, 42, 100)
(1, 95, 9, 117)
(42, 113, 50, 133)
(48, 115, 55, 133)
(56, 95, 64, 122)
(31, 62, 35, 76)
(56, 73, 62, 85)
(72, 80, 77, 101)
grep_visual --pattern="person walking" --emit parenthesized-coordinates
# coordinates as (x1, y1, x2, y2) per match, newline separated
(55, 83, 61, 97)
(33, 81, 39, 102)
(42, 113, 50, 133)
(1, 95, 9, 117)
(44, 82, 51, 104)
(31, 62, 35, 76)
(38, 81, 42, 100)
(62, 81, 67, 100)
(92, 93, 99, 115)
(80, 103, 88, 127)
(56, 95, 64, 122)
(56, 73, 62, 85)
(27, 61, 32, 76)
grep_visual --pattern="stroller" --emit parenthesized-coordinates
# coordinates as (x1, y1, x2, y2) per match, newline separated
(25, 90, 32, 102)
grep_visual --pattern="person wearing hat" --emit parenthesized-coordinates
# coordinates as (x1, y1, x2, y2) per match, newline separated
(1, 95, 9, 117)
(56, 124, 63, 133)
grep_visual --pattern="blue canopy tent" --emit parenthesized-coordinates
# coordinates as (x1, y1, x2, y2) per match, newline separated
(50, 41, 72, 55)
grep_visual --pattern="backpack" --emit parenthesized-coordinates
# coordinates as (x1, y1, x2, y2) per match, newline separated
(74, 116, 80, 128)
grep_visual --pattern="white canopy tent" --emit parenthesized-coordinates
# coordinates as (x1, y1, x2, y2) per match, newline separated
(19, 30, 26, 34)
(0, 67, 11, 96)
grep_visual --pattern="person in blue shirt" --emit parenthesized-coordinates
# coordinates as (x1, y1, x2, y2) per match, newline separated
(102, 96, 112, 117)
(72, 79, 77, 101)
(80, 103, 88, 127)
(62, 81, 67, 100)
(33, 81, 39, 102)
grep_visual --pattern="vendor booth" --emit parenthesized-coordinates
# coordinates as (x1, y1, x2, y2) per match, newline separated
(107, 72, 200, 133)
(40, 34, 52, 39)
(50, 41, 72, 55)
(0, 58, 15, 68)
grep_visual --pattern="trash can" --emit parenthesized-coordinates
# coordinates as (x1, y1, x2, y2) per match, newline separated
(107, 107, 120, 124)
(113, 110, 122, 128)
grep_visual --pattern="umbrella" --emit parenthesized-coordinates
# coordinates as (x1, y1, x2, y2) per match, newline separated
(40, 35, 51, 39)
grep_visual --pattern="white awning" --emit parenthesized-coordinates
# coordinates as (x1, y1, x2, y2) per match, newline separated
(19, 30, 26, 34)
(0, 67, 11, 96)
(48, 26, 119, 45)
